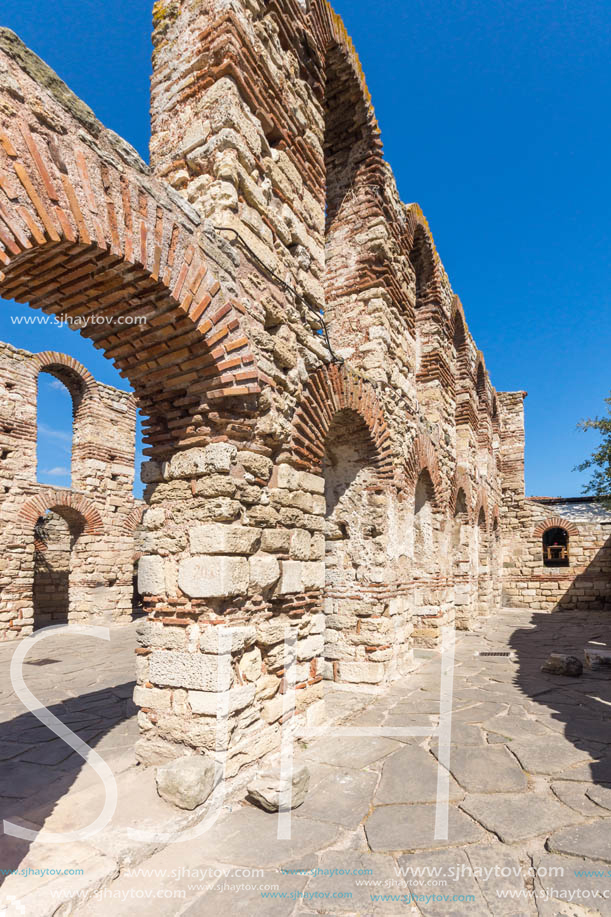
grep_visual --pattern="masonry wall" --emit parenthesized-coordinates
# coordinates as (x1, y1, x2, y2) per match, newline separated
(0, 5, 516, 775)
(126, 0, 513, 770)
(0, 342, 140, 638)
(499, 393, 611, 610)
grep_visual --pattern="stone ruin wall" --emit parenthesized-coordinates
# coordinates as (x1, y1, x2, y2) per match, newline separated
(135, 0, 510, 768)
(0, 341, 140, 637)
(500, 392, 611, 611)
(0, 2, 519, 773)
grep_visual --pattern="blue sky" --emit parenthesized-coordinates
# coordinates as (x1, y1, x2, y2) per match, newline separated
(0, 0, 609, 498)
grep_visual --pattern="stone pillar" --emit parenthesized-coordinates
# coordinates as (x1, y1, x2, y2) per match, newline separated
(135, 450, 326, 772)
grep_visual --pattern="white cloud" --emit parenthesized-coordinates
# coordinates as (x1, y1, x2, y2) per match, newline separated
(42, 467, 70, 477)
(47, 378, 67, 391)
(38, 423, 72, 443)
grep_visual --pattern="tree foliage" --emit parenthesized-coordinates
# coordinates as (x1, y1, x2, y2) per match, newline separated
(576, 395, 611, 504)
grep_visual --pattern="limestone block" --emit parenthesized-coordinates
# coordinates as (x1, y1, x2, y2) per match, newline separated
(296, 634, 324, 661)
(149, 651, 233, 691)
(261, 529, 291, 553)
(156, 756, 218, 810)
(141, 460, 163, 483)
(204, 442, 237, 473)
(192, 475, 237, 498)
(237, 450, 273, 480)
(167, 443, 236, 479)
(338, 661, 385, 685)
(142, 507, 165, 530)
(178, 556, 249, 598)
(261, 694, 288, 724)
(166, 448, 208, 479)
(136, 619, 187, 650)
(290, 529, 311, 560)
(301, 562, 325, 590)
(299, 471, 325, 495)
(199, 625, 256, 654)
(189, 524, 261, 555)
(310, 532, 325, 560)
(257, 618, 291, 646)
(188, 684, 255, 716)
(239, 646, 262, 682)
(276, 463, 299, 490)
(247, 764, 310, 812)
(277, 560, 303, 594)
(137, 555, 165, 596)
(256, 675, 280, 700)
(249, 553, 281, 589)
(133, 685, 171, 710)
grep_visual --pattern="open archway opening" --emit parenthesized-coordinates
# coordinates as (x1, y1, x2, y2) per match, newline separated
(412, 468, 446, 644)
(33, 506, 85, 628)
(491, 515, 501, 607)
(452, 488, 471, 629)
(323, 408, 389, 685)
(476, 507, 490, 616)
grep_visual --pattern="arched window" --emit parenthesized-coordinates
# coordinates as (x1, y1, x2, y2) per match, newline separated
(36, 363, 87, 488)
(543, 527, 569, 567)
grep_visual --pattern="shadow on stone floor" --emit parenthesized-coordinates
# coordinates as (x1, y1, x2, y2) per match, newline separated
(0, 679, 136, 886)
(510, 608, 611, 790)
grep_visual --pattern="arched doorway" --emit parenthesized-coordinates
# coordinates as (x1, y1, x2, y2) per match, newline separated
(32, 506, 85, 627)
(290, 364, 398, 687)
(452, 487, 472, 629)
(476, 506, 490, 616)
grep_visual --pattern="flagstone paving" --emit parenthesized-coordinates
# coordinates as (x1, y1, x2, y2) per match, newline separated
(1, 608, 611, 915)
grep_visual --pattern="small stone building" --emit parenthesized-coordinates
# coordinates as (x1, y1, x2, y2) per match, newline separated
(0, 342, 141, 637)
(500, 392, 611, 610)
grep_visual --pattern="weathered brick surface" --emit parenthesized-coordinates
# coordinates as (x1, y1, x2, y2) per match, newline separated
(0, 4, 529, 773)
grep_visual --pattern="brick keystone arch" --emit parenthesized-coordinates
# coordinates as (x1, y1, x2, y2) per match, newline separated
(534, 516, 579, 538)
(450, 469, 473, 522)
(19, 490, 103, 535)
(404, 434, 444, 509)
(33, 350, 97, 398)
(290, 364, 393, 479)
(122, 504, 145, 534)
(0, 30, 260, 457)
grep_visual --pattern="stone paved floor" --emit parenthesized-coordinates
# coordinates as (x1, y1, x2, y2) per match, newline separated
(2, 609, 611, 915)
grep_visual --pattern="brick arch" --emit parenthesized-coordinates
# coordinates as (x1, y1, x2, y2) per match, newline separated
(474, 488, 489, 530)
(289, 364, 393, 479)
(534, 516, 579, 538)
(491, 505, 500, 531)
(33, 350, 98, 408)
(0, 36, 260, 459)
(122, 504, 145, 534)
(18, 490, 103, 535)
(404, 434, 444, 509)
(450, 469, 473, 523)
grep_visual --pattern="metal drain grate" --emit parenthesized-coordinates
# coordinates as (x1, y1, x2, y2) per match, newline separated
(475, 651, 513, 657)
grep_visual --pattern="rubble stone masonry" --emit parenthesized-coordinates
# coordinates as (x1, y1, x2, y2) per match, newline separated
(0, 341, 140, 636)
(0, 1, 605, 775)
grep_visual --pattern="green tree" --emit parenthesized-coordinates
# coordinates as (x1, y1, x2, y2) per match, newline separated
(576, 395, 611, 504)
